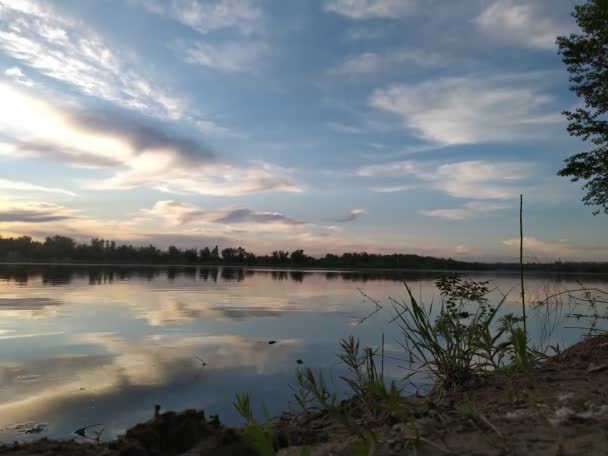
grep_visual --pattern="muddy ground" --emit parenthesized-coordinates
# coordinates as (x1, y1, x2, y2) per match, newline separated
(2, 334, 608, 455)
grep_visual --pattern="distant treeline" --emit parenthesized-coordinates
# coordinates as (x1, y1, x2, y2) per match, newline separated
(1, 235, 607, 273)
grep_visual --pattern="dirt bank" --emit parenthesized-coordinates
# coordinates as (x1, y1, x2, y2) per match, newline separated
(3, 334, 608, 455)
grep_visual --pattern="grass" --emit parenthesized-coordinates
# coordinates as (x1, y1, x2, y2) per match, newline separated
(233, 393, 277, 456)
(391, 276, 543, 391)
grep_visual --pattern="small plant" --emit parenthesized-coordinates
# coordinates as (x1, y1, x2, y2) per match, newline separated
(499, 314, 545, 369)
(92, 427, 104, 443)
(289, 337, 391, 455)
(234, 393, 276, 456)
(292, 367, 336, 412)
(337, 336, 402, 418)
(392, 276, 538, 390)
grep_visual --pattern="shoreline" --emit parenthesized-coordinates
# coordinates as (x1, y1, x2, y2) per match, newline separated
(2, 261, 608, 276)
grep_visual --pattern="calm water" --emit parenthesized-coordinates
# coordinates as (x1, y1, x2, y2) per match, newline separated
(0, 265, 606, 441)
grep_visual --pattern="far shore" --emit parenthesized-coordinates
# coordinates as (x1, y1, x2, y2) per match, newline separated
(2, 261, 608, 276)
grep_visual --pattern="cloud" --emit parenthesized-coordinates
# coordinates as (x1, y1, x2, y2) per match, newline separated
(0, 83, 300, 196)
(0, 298, 62, 320)
(0, 0, 184, 119)
(0, 201, 74, 223)
(358, 161, 417, 177)
(91, 162, 301, 196)
(323, 0, 416, 20)
(0, 178, 76, 196)
(214, 208, 301, 225)
(329, 49, 447, 80)
(143, 200, 302, 226)
(369, 184, 416, 193)
(359, 160, 531, 200)
(133, 0, 263, 35)
(420, 201, 510, 220)
(369, 74, 562, 146)
(0, 82, 214, 167)
(476, 0, 573, 50)
(195, 119, 243, 138)
(332, 208, 366, 223)
(423, 161, 530, 200)
(4, 66, 33, 86)
(174, 40, 266, 73)
(325, 121, 367, 134)
(502, 237, 608, 261)
(0, 332, 300, 427)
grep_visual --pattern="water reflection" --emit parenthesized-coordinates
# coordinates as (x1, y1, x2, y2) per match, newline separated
(0, 265, 606, 441)
(0, 333, 300, 440)
(0, 264, 467, 286)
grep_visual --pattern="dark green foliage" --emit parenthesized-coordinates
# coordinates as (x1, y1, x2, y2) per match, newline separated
(557, 0, 608, 213)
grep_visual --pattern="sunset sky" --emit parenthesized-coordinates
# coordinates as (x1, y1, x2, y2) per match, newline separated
(0, 0, 605, 261)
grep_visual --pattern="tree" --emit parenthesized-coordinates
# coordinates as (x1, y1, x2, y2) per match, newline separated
(221, 247, 236, 262)
(211, 245, 219, 260)
(199, 247, 211, 262)
(290, 249, 314, 265)
(557, 0, 608, 214)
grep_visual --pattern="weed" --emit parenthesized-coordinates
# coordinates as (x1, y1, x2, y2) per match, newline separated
(393, 278, 497, 388)
(292, 367, 336, 411)
(391, 276, 540, 390)
(234, 393, 276, 456)
(337, 336, 402, 417)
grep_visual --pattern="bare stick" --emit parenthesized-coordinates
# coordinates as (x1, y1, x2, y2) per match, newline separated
(381, 333, 385, 381)
(520, 194, 527, 337)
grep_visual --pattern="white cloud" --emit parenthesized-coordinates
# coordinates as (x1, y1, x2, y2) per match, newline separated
(332, 208, 366, 223)
(369, 184, 416, 193)
(359, 160, 531, 200)
(0, 201, 75, 223)
(175, 40, 265, 73)
(142, 200, 302, 227)
(329, 49, 446, 79)
(502, 237, 608, 261)
(90, 161, 301, 196)
(323, 0, 416, 20)
(0, 83, 301, 197)
(4, 66, 33, 86)
(476, 0, 572, 50)
(369, 74, 561, 146)
(420, 201, 509, 220)
(133, 0, 263, 35)
(0, 178, 76, 196)
(4, 67, 24, 78)
(0, 0, 184, 119)
(425, 161, 530, 200)
(358, 160, 417, 177)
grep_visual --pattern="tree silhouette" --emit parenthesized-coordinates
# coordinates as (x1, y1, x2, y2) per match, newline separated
(557, 0, 608, 213)
(0, 234, 605, 272)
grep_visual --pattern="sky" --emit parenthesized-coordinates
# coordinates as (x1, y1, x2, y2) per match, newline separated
(0, 0, 605, 261)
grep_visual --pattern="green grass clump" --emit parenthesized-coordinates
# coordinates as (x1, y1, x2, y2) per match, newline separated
(393, 276, 542, 391)
(233, 393, 276, 456)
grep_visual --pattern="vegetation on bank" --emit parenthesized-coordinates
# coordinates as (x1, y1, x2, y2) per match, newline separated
(1, 234, 608, 273)
(231, 276, 552, 455)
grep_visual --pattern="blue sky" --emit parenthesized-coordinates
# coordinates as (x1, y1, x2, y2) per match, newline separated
(0, 0, 605, 261)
